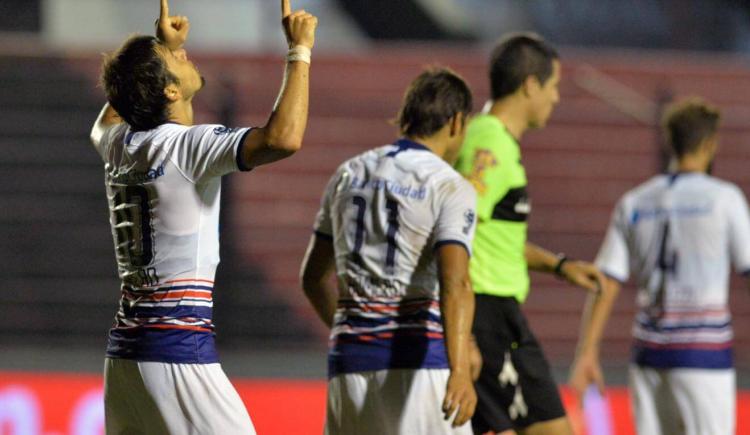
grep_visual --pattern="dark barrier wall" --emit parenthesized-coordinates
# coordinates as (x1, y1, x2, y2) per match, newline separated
(0, 0, 41, 32)
(339, 0, 750, 53)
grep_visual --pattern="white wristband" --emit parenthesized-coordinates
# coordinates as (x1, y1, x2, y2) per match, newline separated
(287, 45, 311, 64)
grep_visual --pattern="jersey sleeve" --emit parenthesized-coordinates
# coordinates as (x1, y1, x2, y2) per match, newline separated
(313, 167, 346, 240)
(596, 197, 631, 282)
(170, 124, 253, 183)
(725, 185, 750, 273)
(433, 177, 478, 255)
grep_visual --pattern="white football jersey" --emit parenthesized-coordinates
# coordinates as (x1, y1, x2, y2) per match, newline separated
(92, 121, 251, 363)
(314, 138, 477, 377)
(596, 172, 750, 368)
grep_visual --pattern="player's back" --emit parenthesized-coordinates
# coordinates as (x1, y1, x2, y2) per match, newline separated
(328, 139, 471, 297)
(95, 122, 250, 363)
(599, 172, 750, 368)
(618, 173, 747, 305)
(315, 138, 476, 376)
(102, 124, 221, 285)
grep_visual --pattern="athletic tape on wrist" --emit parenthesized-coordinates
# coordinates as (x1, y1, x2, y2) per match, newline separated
(287, 45, 311, 64)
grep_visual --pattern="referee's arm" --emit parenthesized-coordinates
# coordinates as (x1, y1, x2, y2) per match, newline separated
(525, 241, 604, 293)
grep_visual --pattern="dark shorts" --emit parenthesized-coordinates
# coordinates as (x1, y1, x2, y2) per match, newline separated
(472, 294, 566, 433)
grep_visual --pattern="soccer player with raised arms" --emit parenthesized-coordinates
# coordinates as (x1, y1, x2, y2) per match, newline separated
(570, 98, 750, 435)
(453, 33, 605, 435)
(90, 0, 316, 433)
(301, 68, 480, 434)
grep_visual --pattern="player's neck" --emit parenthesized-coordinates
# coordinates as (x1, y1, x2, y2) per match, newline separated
(168, 100, 195, 126)
(675, 154, 710, 173)
(406, 134, 452, 161)
(488, 99, 526, 142)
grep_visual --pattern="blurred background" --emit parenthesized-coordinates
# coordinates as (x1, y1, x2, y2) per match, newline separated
(2, 0, 750, 433)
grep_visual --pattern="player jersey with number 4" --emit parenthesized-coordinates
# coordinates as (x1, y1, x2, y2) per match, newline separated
(93, 122, 251, 363)
(314, 139, 477, 377)
(597, 172, 750, 369)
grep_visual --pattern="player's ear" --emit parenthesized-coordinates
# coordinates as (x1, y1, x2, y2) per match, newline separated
(522, 75, 540, 98)
(448, 115, 456, 136)
(449, 113, 466, 137)
(164, 83, 181, 102)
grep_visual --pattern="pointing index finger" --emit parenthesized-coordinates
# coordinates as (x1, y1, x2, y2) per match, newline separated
(281, 0, 291, 18)
(160, 0, 169, 21)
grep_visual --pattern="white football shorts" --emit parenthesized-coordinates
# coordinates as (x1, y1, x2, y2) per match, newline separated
(326, 368, 472, 435)
(629, 364, 735, 435)
(104, 358, 255, 435)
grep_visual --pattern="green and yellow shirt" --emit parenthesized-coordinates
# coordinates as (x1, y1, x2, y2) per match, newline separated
(455, 114, 531, 302)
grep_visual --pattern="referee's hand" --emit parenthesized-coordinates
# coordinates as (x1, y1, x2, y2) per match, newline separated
(443, 371, 477, 427)
(281, 0, 318, 49)
(560, 260, 605, 294)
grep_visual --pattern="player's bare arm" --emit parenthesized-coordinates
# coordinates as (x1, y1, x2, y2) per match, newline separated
(239, 0, 317, 168)
(568, 276, 620, 405)
(300, 235, 337, 327)
(90, 103, 123, 148)
(437, 243, 477, 427)
(524, 242, 604, 293)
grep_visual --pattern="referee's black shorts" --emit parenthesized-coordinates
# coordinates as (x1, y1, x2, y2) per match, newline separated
(471, 294, 566, 434)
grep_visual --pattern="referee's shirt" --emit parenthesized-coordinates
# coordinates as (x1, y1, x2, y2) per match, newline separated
(454, 114, 531, 302)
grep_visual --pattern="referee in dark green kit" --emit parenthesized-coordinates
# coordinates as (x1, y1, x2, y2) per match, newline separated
(454, 33, 604, 435)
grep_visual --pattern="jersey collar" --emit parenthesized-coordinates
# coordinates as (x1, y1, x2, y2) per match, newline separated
(667, 170, 703, 186)
(386, 138, 432, 157)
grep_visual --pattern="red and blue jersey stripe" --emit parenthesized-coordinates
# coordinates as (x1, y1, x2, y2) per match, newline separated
(328, 297, 448, 377)
(107, 278, 219, 363)
(632, 305, 733, 369)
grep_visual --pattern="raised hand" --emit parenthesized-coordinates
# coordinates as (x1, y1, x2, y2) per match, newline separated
(281, 0, 317, 49)
(157, 0, 190, 51)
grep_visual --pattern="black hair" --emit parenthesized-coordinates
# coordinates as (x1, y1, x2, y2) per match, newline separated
(489, 32, 559, 100)
(101, 35, 178, 131)
(396, 67, 473, 138)
(662, 97, 720, 157)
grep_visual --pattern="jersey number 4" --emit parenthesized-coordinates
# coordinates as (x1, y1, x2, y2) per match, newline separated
(652, 220, 678, 313)
(350, 195, 399, 272)
(657, 221, 678, 274)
